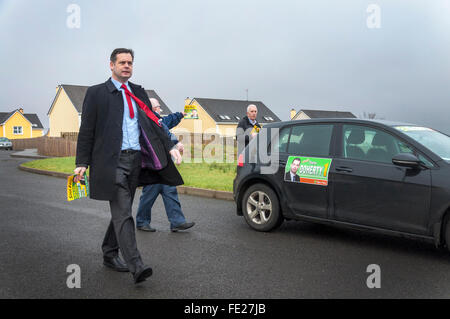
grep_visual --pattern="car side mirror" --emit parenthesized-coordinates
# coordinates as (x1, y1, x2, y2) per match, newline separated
(392, 153, 424, 169)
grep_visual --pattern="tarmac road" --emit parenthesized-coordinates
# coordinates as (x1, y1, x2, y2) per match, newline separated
(0, 150, 450, 299)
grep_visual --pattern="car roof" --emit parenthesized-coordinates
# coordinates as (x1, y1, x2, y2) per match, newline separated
(262, 118, 417, 128)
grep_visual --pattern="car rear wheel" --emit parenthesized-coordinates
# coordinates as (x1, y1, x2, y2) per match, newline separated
(242, 183, 283, 231)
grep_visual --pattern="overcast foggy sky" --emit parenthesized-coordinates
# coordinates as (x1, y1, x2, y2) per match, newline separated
(0, 0, 449, 133)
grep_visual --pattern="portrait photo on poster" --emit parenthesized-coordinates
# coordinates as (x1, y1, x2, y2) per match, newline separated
(284, 156, 332, 186)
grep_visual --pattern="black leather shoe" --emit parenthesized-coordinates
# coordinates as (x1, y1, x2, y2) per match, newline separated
(133, 265, 153, 284)
(171, 222, 195, 232)
(137, 225, 156, 232)
(103, 256, 129, 272)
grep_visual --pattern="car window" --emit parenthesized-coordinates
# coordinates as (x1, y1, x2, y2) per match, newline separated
(287, 124, 333, 156)
(395, 139, 434, 166)
(278, 126, 290, 153)
(394, 126, 450, 163)
(343, 125, 418, 164)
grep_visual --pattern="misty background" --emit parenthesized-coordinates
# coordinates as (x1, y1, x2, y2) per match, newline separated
(0, 0, 449, 133)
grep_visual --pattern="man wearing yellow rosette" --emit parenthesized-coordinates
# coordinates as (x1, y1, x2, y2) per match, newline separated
(236, 104, 261, 148)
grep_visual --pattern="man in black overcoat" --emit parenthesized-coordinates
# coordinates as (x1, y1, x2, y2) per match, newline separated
(74, 48, 182, 284)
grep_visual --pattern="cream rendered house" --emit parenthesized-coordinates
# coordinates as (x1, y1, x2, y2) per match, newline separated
(172, 98, 280, 137)
(47, 85, 85, 137)
(290, 109, 356, 120)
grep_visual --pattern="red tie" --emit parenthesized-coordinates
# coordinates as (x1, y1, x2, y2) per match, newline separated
(121, 84, 135, 119)
(120, 84, 161, 127)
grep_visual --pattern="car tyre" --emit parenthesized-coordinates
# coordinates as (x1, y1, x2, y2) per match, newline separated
(242, 183, 283, 232)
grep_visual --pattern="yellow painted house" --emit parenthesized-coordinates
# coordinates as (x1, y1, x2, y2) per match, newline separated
(47, 84, 172, 137)
(0, 108, 44, 139)
(172, 98, 280, 137)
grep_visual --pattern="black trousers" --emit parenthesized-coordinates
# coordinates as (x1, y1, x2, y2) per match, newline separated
(101, 151, 144, 274)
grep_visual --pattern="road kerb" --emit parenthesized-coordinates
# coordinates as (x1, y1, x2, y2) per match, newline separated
(18, 164, 234, 201)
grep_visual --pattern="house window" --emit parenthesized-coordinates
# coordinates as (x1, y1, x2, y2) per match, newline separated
(263, 116, 274, 121)
(13, 126, 23, 135)
(235, 116, 240, 120)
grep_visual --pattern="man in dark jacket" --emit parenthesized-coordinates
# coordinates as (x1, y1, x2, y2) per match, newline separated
(74, 48, 182, 284)
(136, 98, 195, 232)
(236, 104, 261, 151)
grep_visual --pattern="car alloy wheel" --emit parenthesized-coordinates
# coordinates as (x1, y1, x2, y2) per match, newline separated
(246, 191, 272, 225)
(242, 183, 283, 232)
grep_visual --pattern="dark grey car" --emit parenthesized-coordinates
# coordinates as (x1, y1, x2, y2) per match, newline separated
(233, 119, 450, 250)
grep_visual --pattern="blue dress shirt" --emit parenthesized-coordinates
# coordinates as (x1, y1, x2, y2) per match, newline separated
(110, 77, 141, 151)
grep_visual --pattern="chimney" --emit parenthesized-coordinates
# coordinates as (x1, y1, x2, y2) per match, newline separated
(290, 108, 296, 120)
(185, 97, 192, 106)
(19, 108, 24, 114)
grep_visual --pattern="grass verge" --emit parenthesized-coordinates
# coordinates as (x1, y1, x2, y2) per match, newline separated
(21, 156, 236, 192)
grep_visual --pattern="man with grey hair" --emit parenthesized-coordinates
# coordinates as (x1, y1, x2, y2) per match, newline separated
(236, 104, 261, 149)
(136, 97, 195, 233)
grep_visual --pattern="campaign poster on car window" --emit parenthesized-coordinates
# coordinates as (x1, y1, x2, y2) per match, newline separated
(284, 156, 332, 186)
(67, 172, 89, 201)
(184, 105, 199, 119)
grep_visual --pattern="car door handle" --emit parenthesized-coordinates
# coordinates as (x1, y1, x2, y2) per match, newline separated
(335, 166, 353, 173)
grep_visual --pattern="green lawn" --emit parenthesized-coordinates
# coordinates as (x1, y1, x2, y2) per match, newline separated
(22, 156, 79, 175)
(22, 156, 236, 192)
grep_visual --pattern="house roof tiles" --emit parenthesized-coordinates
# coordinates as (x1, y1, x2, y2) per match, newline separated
(297, 109, 356, 119)
(192, 98, 280, 124)
(0, 110, 43, 128)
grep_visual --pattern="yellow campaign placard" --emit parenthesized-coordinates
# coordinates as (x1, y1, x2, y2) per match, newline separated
(184, 105, 199, 119)
(67, 172, 89, 201)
